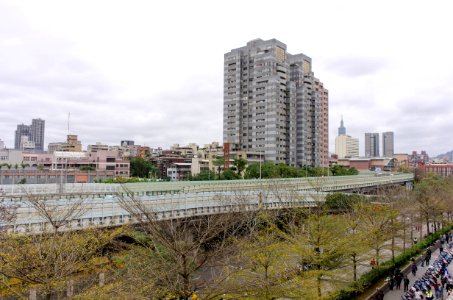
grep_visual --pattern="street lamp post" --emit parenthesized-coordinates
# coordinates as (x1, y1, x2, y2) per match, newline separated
(259, 151, 262, 180)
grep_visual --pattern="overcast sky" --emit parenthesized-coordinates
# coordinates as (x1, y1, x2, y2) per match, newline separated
(1, 0, 452, 156)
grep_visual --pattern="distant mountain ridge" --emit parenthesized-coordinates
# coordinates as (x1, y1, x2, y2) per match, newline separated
(435, 150, 453, 162)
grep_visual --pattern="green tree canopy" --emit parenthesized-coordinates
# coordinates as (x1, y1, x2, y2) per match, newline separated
(232, 157, 248, 176)
(129, 157, 157, 178)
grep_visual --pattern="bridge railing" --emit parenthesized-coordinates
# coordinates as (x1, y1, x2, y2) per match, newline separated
(0, 173, 414, 197)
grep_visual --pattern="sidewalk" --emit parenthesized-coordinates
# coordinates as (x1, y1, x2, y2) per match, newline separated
(384, 244, 453, 300)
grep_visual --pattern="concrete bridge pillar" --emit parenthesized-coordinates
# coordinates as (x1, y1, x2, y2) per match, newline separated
(405, 181, 413, 190)
(29, 287, 37, 300)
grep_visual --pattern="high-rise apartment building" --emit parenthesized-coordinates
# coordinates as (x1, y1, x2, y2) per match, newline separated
(382, 131, 394, 157)
(14, 118, 45, 151)
(223, 39, 328, 167)
(365, 133, 380, 157)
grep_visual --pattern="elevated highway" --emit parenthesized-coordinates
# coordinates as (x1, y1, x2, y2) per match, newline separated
(0, 173, 413, 233)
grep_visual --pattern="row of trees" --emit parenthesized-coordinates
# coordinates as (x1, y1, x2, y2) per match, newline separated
(191, 159, 359, 181)
(128, 156, 358, 182)
(1, 174, 452, 299)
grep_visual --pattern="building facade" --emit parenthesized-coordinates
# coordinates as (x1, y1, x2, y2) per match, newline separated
(382, 131, 394, 157)
(335, 135, 359, 158)
(14, 118, 45, 151)
(223, 39, 328, 167)
(365, 133, 380, 157)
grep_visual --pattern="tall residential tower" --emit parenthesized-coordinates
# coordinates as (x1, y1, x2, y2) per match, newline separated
(223, 39, 328, 167)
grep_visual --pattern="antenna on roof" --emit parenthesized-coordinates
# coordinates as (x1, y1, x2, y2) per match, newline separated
(68, 112, 70, 135)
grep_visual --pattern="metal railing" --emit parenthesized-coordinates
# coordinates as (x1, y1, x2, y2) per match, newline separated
(0, 173, 414, 233)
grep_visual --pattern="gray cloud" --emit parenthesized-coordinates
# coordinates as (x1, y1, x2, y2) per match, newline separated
(325, 56, 389, 77)
(2, 1, 453, 158)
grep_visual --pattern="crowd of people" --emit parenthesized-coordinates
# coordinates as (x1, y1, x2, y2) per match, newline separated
(374, 232, 453, 300)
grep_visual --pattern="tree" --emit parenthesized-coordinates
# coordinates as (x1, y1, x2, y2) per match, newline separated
(286, 209, 350, 299)
(0, 229, 116, 299)
(221, 169, 240, 180)
(116, 187, 254, 299)
(413, 174, 448, 234)
(244, 162, 278, 179)
(189, 170, 216, 181)
(358, 203, 399, 269)
(342, 203, 369, 282)
(232, 157, 247, 177)
(22, 189, 88, 233)
(223, 214, 293, 299)
(129, 157, 157, 178)
(323, 192, 362, 212)
(330, 165, 358, 176)
(212, 157, 224, 180)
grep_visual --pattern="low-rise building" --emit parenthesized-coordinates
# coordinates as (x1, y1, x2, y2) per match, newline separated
(167, 162, 192, 181)
(417, 163, 453, 177)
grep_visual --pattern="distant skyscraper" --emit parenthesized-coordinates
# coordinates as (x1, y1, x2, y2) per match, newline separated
(338, 117, 346, 136)
(121, 140, 135, 147)
(14, 118, 45, 151)
(14, 124, 30, 150)
(382, 131, 394, 157)
(223, 38, 328, 167)
(335, 135, 359, 158)
(365, 133, 380, 157)
(31, 118, 45, 151)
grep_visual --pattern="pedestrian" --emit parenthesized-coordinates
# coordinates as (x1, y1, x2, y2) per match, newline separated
(436, 284, 443, 299)
(403, 275, 410, 291)
(414, 288, 423, 300)
(370, 258, 377, 269)
(447, 276, 453, 295)
(442, 274, 448, 288)
(412, 262, 418, 276)
(375, 289, 384, 300)
(395, 272, 403, 289)
(425, 254, 431, 266)
(388, 275, 395, 290)
(373, 289, 384, 300)
(433, 280, 440, 295)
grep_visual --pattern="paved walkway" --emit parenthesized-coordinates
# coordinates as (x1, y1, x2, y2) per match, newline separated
(384, 243, 453, 300)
